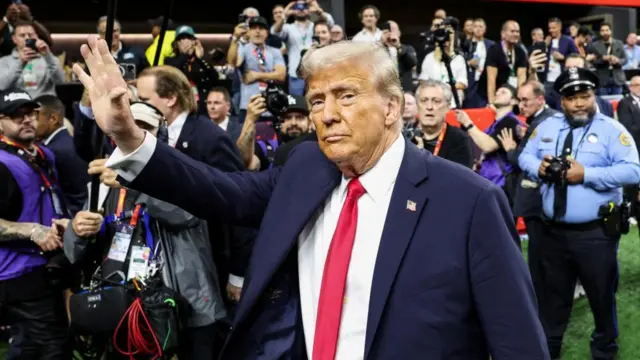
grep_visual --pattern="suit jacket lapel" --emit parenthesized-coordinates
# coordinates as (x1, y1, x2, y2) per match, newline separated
(175, 115, 195, 152)
(233, 148, 342, 329)
(364, 144, 430, 359)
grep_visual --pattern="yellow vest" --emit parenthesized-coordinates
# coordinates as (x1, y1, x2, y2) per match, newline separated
(145, 30, 177, 66)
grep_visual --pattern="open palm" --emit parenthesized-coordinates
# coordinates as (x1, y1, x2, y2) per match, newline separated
(72, 35, 136, 141)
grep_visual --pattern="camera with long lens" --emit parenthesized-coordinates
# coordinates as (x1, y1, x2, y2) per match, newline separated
(419, 16, 459, 50)
(543, 157, 571, 184)
(262, 82, 290, 116)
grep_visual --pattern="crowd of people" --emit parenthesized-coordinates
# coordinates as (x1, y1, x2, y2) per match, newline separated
(1, 1, 640, 360)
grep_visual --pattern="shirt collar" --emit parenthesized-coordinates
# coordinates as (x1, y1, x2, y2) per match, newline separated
(218, 116, 229, 130)
(44, 126, 66, 146)
(337, 134, 405, 203)
(168, 112, 188, 133)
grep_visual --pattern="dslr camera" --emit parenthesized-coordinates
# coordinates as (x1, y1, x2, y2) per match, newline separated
(262, 82, 290, 116)
(420, 16, 459, 50)
(543, 157, 571, 184)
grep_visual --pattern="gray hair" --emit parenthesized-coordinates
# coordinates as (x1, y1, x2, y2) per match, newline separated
(416, 80, 453, 107)
(242, 7, 260, 16)
(97, 16, 121, 33)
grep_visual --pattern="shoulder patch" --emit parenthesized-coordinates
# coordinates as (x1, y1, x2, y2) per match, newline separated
(619, 132, 631, 147)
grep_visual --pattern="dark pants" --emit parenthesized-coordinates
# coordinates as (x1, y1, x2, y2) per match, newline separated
(0, 267, 70, 360)
(538, 222, 619, 360)
(525, 217, 546, 308)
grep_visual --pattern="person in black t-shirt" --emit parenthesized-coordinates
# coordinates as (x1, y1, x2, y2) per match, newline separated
(412, 80, 474, 168)
(478, 20, 528, 104)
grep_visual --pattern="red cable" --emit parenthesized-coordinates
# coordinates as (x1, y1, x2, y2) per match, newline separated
(113, 298, 164, 359)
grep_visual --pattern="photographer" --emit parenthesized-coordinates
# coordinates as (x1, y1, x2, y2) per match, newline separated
(228, 16, 286, 123)
(0, 20, 64, 99)
(0, 89, 71, 359)
(418, 23, 467, 107)
(412, 80, 473, 168)
(164, 25, 218, 115)
(518, 67, 640, 360)
(381, 21, 417, 92)
(63, 102, 228, 359)
(237, 93, 311, 170)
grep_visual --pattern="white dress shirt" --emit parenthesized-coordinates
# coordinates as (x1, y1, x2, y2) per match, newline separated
(352, 28, 383, 43)
(105, 133, 406, 360)
(168, 111, 188, 147)
(217, 117, 229, 131)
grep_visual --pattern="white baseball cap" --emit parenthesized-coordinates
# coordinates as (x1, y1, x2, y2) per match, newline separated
(130, 102, 164, 128)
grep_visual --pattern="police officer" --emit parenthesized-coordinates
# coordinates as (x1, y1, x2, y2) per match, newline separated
(519, 67, 640, 360)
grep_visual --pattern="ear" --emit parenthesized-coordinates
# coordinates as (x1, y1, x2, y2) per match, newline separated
(167, 95, 178, 108)
(384, 95, 402, 127)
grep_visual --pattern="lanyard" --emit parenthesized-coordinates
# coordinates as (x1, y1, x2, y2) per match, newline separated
(251, 45, 267, 72)
(115, 188, 142, 227)
(432, 123, 447, 157)
(0, 135, 56, 188)
(554, 121, 593, 160)
(0, 135, 65, 217)
(102, 189, 156, 256)
(501, 41, 516, 75)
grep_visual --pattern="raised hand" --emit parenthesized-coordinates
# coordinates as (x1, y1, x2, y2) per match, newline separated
(72, 35, 144, 154)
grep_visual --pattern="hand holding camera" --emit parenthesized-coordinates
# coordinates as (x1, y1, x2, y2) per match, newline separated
(18, 45, 37, 63)
(539, 155, 584, 185)
(246, 94, 267, 123)
(529, 50, 547, 71)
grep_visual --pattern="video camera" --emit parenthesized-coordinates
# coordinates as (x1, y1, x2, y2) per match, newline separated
(543, 157, 571, 185)
(420, 16, 459, 50)
(262, 82, 290, 117)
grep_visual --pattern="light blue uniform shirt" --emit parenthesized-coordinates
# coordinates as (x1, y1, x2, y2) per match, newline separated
(519, 112, 640, 223)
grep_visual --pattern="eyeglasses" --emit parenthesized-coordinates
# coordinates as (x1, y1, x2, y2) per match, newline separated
(0, 111, 38, 123)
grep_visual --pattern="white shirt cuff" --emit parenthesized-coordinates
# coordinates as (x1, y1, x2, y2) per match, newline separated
(78, 104, 95, 120)
(105, 131, 157, 183)
(228, 274, 244, 288)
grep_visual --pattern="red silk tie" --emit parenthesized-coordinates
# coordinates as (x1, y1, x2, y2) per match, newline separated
(313, 178, 367, 360)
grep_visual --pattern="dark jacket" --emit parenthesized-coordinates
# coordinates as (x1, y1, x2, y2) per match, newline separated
(591, 39, 628, 86)
(429, 125, 474, 169)
(43, 128, 89, 216)
(538, 35, 578, 83)
(617, 95, 640, 154)
(165, 54, 218, 115)
(507, 106, 559, 218)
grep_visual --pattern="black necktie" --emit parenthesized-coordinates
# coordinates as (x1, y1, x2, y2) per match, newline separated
(553, 127, 575, 219)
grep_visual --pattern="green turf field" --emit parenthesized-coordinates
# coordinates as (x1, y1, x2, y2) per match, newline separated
(1, 229, 638, 359)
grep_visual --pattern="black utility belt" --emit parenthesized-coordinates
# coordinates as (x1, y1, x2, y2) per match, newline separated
(545, 219, 602, 231)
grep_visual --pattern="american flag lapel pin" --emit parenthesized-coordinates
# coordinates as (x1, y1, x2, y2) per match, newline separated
(406, 200, 417, 212)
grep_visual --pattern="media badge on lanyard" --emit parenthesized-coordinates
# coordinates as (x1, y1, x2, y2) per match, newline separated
(253, 45, 268, 92)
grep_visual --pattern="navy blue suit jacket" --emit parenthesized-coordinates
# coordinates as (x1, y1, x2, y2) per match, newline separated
(540, 35, 578, 83)
(123, 138, 548, 360)
(44, 128, 89, 216)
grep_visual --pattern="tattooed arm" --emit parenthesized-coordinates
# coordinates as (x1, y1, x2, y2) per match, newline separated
(0, 219, 49, 243)
(236, 120, 257, 169)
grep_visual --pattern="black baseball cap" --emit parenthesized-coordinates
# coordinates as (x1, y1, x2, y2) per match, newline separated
(0, 90, 39, 115)
(282, 95, 309, 116)
(248, 16, 269, 29)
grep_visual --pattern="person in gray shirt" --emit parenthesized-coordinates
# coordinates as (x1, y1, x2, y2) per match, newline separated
(0, 20, 64, 99)
(271, 0, 333, 96)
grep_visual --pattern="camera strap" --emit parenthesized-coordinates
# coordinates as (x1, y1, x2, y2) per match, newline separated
(554, 121, 593, 160)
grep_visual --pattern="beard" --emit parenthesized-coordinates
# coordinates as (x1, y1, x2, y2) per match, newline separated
(280, 125, 306, 143)
(564, 106, 596, 127)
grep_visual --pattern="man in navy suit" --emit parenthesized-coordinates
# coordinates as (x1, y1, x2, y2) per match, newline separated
(206, 87, 242, 142)
(35, 95, 89, 216)
(74, 36, 549, 360)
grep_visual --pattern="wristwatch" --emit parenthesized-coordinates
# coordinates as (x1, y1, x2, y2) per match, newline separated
(462, 123, 474, 132)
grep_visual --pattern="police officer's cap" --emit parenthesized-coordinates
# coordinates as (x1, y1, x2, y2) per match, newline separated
(553, 67, 599, 97)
